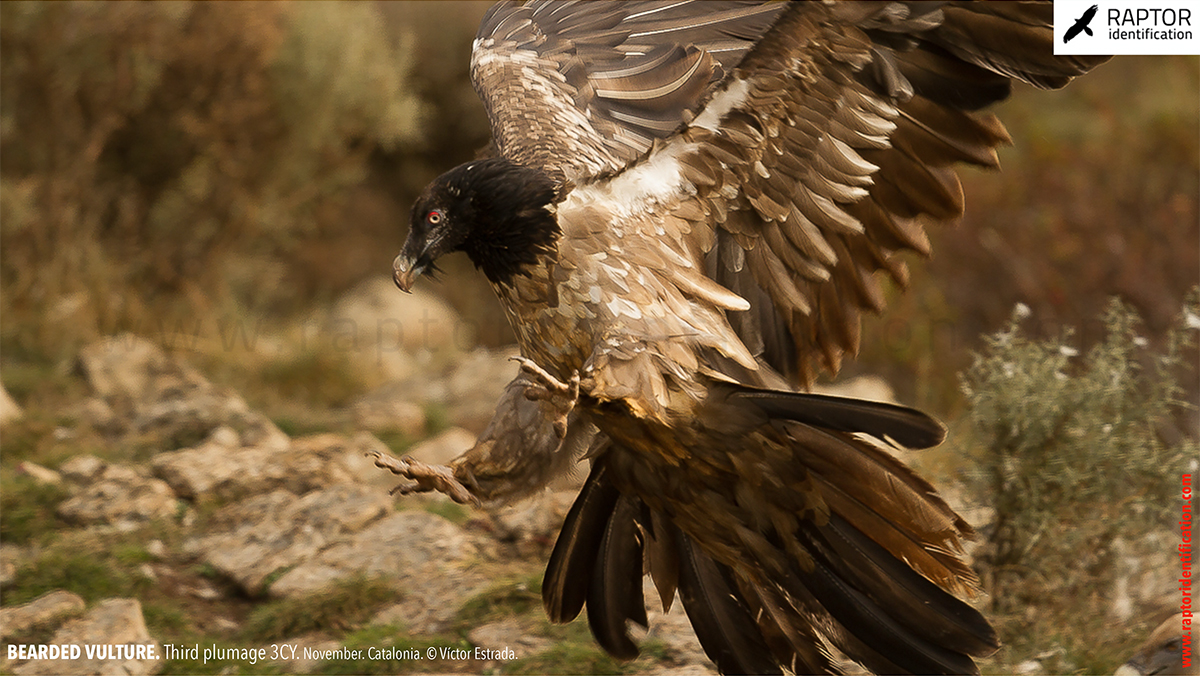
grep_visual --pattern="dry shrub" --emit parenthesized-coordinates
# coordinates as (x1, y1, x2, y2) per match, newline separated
(0, 2, 424, 359)
(962, 293, 1198, 672)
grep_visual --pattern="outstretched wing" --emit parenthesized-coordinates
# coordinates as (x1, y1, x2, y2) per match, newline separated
(470, 0, 783, 181)
(614, 1, 1108, 385)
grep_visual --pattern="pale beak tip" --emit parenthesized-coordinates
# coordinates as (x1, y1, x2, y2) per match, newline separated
(393, 254, 418, 293)
(393, 268, 415, 293)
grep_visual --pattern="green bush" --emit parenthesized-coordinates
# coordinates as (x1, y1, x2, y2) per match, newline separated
(0, 1, 424, 358)
(961, 290, 1198, 672)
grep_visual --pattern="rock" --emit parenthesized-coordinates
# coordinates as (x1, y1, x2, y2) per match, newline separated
(486, 489, 576, 556)
(641, 578, 713, 671)
(1, 543, 29, 586)
(353, 396, 426, 437)
(440, 347, 522, 430)
(57, 462, 177, 527)
(10, 598, 161, 676)
(330, 278, 467, 381)
(146, 540, 167, 560)
(273, 512, 484, 633)
(185, 485, 391, 596)
(59, 454, 107, 483)
(1015, 659, 1044, 675)
(468, 617, 552, 659)
(363, 346, 521, 433)
(152, 430, 386, 501)
(78, 397, 120, 435)
(645, 665, 719, 676)
(250, 510, 486, 634)
(406, 427, 476, 466)
(187, 581, 221, 600)
(77, 334, 287, 451)
(0, 590, 85, 640)
(17, 461, 61, 485)
(1115, 612, 1198, 675)
(0, 381, 23, 426)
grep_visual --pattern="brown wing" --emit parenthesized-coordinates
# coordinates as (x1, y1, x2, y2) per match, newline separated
(650, 1, 1111, 385)
(470, 0, 783, 181)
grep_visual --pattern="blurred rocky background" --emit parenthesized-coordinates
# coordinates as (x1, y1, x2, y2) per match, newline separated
(1, 3, 1197, 675)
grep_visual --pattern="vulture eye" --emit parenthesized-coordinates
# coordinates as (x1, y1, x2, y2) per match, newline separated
(426, 209, 444, 225)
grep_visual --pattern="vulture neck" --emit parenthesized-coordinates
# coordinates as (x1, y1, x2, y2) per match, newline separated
(453, 158, 563, 287)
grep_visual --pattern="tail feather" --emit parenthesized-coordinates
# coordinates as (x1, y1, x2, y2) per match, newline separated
(730, 386, 946, 448)
(644, 509, 680, 613)
(817, 514, 998, 656)
(543, 386, 997, 675)
(782, 420, 979, 591)
(733, 574, 840, 674)
(543, 459, 621, 623)
(586, 493, 647, 659)
(675, 531, 784, 676)
(784, 528, 981, 675)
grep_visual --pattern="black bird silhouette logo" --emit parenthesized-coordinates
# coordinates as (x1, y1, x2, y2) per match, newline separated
(1064, 4, 1099, 43)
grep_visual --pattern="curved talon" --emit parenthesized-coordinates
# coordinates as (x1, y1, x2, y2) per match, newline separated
(366, 450, 480, 507)
(509, 357, 579, 439)
(510, 356, 579, 398)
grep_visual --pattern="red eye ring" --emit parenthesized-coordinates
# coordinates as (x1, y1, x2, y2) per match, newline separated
(427, 210, 444, 225)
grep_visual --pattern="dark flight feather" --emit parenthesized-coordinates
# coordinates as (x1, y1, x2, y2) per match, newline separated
(543, 459, 621, 623)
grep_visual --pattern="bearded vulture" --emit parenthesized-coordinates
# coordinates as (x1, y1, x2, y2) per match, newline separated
(376, 2, 1108, 673)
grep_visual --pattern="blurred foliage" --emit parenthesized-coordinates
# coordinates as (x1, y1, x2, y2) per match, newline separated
(243, 575, 399, 642)
(962, 292, 1199, 673)
(0, 470, 69, 545)
(0, 1, 424, 359)
(4, 546, 152, 606)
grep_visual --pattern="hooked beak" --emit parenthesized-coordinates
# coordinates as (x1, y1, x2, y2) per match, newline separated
(392, 253, 424, 293)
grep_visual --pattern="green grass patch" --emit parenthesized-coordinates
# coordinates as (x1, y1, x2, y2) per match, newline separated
(112, 543, 156, 567)
(372, 429, 417, 459)
(0, 471, 69, 545)
(422, 402, 452, 436)
(422, 500, 470, 526)
(242, 575, 400, 642)
(141, 603, 189, 634)
(502, 623, 626, 676)
(453, 574, 544, 631)
(3, 547, 150, 606)
(259, 350, 372, 409)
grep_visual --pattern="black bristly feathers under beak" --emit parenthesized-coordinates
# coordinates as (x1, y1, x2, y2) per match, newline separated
(392, 250, 442, 293)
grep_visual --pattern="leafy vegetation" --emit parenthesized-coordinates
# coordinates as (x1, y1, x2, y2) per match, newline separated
(3, 545, 152, 606)
(0, 471, 69, 545)
(963, 291, 1199, 673)
(243, 576, 400, 642)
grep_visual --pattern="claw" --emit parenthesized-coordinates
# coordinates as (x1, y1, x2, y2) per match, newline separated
(367, 450, 481, 507)
(510, 356, 579, 398)
(510, 357, 579, 439)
